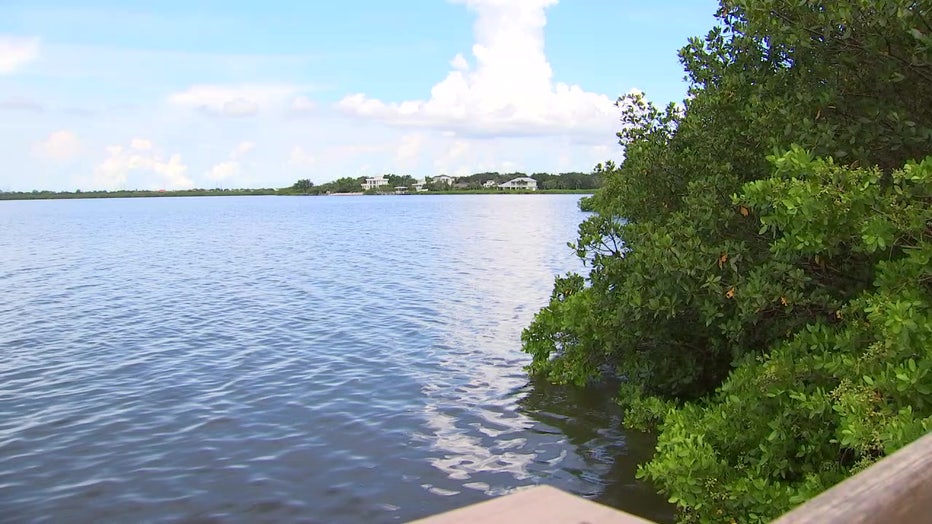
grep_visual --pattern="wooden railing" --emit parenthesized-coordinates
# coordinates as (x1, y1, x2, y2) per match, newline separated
(772, 430, 932, 524)
(413, 431, 932, 523)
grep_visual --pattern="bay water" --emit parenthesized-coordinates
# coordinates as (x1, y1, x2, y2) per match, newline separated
(0, 195, 671, 523)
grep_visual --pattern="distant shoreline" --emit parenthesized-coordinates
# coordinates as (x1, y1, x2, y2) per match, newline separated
(407, 189, 594, 195)
(0, 189, 278, 201)
(0, 188, 594, 201)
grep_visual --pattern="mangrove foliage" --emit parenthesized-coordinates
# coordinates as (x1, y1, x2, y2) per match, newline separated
(522, 0, 932, 521)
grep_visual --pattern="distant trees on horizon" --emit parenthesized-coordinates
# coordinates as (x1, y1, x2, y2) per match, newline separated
(285, 170, 602, 195)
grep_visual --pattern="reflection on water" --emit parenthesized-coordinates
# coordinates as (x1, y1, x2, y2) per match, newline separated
(0, 195, 672, 523)
(518, 379, 674, 523)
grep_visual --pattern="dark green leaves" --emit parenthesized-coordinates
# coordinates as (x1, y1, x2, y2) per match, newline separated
(522, 0, 932, 521)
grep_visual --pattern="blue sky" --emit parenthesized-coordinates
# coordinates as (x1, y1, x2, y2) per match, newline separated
(0, 0, 720, 191)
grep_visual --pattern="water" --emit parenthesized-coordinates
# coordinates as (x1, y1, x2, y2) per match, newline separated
(0, 195, 672, 523)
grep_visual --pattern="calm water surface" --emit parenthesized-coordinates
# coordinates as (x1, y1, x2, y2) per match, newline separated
(0, 195, 672, 523)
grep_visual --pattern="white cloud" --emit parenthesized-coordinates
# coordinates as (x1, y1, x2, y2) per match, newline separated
(167, 84, 301, 117)
(222, 98, 259, 117)
(395, 133, 425, 165)
(337, 0, 616, 137)
(202, 141, 255, 183)
(447, 140, 471, 159)
(231, 141, 255, 159)
(130, 138, 153, 151)
(433, 139, 472, 173)
(93, 139, 193, 190)
(0, 36, 40, 74)
(290, 95, 316, 114)
(499, 160, 519, 172)
(33, 130, 81, 161)
(206, 160, 240, 181)
(449, 53, 469, 71)
(289, 146, 316, 169)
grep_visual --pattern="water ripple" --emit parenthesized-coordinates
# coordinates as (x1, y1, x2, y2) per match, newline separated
(0, 195, 672, 523)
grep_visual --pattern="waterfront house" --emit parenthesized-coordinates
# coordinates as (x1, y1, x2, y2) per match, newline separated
(499, 177, 538, 191)
(431, 175, 456, 187)
(482, 180, 497, 188)
(361, 176, 390, 191)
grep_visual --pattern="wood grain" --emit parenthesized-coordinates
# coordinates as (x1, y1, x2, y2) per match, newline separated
(772, 431, 932, 524)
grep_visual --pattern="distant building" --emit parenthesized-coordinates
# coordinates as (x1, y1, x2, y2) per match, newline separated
(413, 180, 428, 192)
(482, 180, 497, 188)
(431, 175, 456, 186)
(361, 176, 390, 191)
(499, 177, 538, 191)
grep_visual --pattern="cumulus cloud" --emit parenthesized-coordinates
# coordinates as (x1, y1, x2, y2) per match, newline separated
(93, 139, 193, 190)
(289, 146, 316, 169)
(206, 160, 240, 182)
(222, 98, 259, 117)
(290, 95, 316, 114)
(337, 0, 616, 137)
(449, 53, 469, 71)
(433, 139, 472, 172)
(395, 133, 425, 165)
(204, 141, 256, 183)
(33, 130, 81, 161)
(423, 138, 478, 177)
(231, 140, 255, 159)
(167, 84, 302, 117)
(0, 35, 40, 74)
(130, 138, 153, 151)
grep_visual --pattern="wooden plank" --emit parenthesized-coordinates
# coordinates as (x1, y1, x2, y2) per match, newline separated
(772, 431, 932, 524)
(414, 432, 931, 524)
(409, 485, 654, 524)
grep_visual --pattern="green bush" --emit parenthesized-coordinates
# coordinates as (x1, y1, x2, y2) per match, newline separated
(638, 154, 932, 522)
(522, 1, 932, 521)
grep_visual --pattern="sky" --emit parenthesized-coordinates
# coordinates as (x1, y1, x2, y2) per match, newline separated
(0, 0, 721, 191)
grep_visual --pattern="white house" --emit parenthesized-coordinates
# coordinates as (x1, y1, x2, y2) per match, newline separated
(482, 180, 497, 188)
(431, 175, 456, 187)
(413, 179, 428, 192)
(361, 176, 390, 191)
(499, 177, 538, 191)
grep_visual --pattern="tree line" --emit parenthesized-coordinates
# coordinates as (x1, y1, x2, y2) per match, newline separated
(0, 188, 278, 200)
(283, 171, 602, 195)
